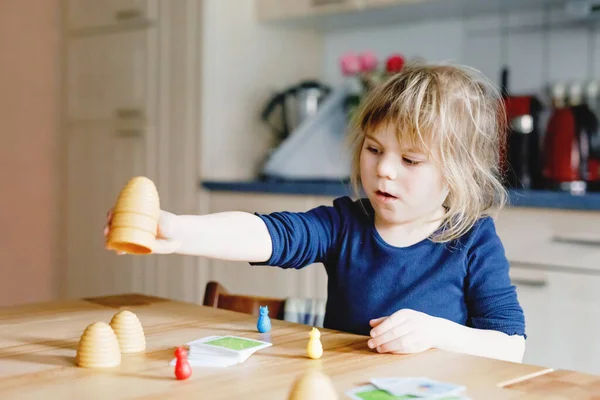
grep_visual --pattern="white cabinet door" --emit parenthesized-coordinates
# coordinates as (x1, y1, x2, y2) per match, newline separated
(511, 265, 600, 375)
(207, 193, 325, 300)
(65, 30, 156, 123)
(66, 0, 158, 30)
(65, 127, 148, 298)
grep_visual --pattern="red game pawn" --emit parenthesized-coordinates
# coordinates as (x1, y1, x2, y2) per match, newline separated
(174, 347, 192, 380)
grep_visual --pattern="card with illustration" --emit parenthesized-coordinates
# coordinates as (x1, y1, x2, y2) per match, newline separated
(345, 384, 418, 400)
(384, 377, 466, 398)
(187, 335, 272, 359)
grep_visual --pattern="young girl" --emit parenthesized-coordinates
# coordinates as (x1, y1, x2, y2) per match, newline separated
(104, 62, 526, 363)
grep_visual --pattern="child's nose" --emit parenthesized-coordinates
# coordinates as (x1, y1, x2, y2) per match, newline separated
(376, 156, 398, 180)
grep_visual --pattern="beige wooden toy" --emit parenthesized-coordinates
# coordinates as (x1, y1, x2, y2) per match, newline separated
(75, 322, 121, 368)
(288, 369, 338, 400)
(106, 176, 160, 254)
(109, 310, 146, 353)
(306, 327, 323, 359)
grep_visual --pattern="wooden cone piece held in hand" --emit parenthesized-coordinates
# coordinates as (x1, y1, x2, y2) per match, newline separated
(288, 369, 338, 400)
(109, 310, 146, 353)
(76, 322, 121, 368)
(106, 176, 160, 255)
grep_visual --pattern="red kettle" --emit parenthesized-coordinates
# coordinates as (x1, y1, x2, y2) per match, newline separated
(543, 102, 600, 192)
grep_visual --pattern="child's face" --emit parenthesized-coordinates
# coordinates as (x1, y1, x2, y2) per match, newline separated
(359, 123, 449, 226)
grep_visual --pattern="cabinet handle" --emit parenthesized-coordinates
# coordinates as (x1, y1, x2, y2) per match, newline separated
(116, 129, 143, 138)
(551, 235, 600, 247)
(511, 278, 547, 287)
(115, 9, 143, 21)
(115, 108, 144, 119)
(311, 0, 347, 5)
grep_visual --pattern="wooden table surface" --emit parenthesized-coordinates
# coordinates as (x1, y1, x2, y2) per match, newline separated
(0, 293, 591, 399)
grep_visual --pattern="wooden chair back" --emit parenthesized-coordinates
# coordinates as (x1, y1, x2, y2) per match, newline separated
(202, 281, 285, 320)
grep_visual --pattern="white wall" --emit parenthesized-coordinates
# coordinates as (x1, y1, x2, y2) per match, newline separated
(200, 0, 323, 181)
(323, 6, 598, 100)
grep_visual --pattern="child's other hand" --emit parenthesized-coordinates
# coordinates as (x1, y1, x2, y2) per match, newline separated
(367, 309, 444, 354)
(104, 209, 181, 255)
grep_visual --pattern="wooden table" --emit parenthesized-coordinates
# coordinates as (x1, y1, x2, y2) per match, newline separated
(0, 293, 590, 399)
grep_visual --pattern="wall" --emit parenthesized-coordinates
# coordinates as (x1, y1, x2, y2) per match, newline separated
(0, 0, 60, 306)
(200, 0, 323, 181)
(323, 6, 598, 100)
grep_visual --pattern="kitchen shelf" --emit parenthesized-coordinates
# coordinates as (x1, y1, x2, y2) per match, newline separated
(257, 0, 570, 31)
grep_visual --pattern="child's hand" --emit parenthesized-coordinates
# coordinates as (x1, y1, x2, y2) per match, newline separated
(367, 309, 444, 354)
(103, 209, 181, 255)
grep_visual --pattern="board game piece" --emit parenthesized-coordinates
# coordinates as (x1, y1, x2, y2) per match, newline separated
(109, 310, 146, 353)
(75, 321, 121, 369)
(288, 369, 338, 400)
(306, 327, 323, 359)
(174, 347, 192, 380)
(257, 305, 271, 333)
(106, 176, 160, 255)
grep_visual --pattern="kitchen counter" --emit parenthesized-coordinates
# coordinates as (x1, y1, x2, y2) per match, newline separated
(0, 293, 580, 399)
(201, 180, 600, 211)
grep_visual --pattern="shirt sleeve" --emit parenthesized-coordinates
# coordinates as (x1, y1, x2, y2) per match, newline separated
(249, 196, 349, 269)
(464, 217, 526, 338)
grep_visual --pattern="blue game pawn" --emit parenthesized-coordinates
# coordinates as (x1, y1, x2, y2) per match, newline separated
(257, 305, 271, 333)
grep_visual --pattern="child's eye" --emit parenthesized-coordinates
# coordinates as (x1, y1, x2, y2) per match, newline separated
(403, 157, 421, 166)
(367, 146, 381, 155)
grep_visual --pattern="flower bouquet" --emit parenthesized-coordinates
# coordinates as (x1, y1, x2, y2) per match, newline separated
(339, 51, 405, 117)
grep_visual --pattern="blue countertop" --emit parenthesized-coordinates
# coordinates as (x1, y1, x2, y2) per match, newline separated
(201, 180, 600, 211)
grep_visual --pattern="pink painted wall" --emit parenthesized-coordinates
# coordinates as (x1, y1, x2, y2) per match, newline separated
(0, 0, 60, 306)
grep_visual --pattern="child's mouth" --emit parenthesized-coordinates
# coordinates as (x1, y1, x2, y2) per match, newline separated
(376, 190, 397, 201)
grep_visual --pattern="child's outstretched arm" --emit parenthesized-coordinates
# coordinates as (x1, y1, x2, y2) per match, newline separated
(105, 209, 273, 262)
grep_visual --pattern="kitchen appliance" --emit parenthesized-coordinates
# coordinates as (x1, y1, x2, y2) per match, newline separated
(261, 80, 331, 143)
(259, 86, 352, 181)
(499, 67, 545, 189)
(542, 83, 600, 193)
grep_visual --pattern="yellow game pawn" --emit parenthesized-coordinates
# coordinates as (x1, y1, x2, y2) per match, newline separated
(288, 369, 338, 400)
(109, 310, 146, 354)
(76, 322, 121, 368)
(306, 327, 323, 359)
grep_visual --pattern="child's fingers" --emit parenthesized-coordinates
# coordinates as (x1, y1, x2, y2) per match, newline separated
(152, 238, 180, 254)
(369, 317, 386, 327)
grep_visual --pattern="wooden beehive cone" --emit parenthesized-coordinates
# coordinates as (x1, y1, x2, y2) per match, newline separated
(76, 322, 121, 368)
(288, 369, 338, 400)
(109, 310, 146, 354)
(107, 176, 160, 255)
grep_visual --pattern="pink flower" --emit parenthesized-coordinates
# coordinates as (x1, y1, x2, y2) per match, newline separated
(340, 52, 360, 76)
(358, 51, 378, 73)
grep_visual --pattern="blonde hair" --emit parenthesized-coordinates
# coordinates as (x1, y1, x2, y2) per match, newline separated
(348, 61, 507, 243)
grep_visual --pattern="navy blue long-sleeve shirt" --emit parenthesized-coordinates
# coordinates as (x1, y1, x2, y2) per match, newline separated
(251, 196, 525, 338)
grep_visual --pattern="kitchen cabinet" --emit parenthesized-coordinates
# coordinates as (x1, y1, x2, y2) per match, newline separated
(206, 192, 329, 301)
(61, 0, 202, 302)
(510, 265, 600, 375)
(256, 0, 365, 22)
(65, 126, 147, 298)
(66, 29, 156, 122)
(65, 0, 158, 31)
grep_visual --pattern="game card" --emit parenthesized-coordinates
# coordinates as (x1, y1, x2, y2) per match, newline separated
(187, 335, 272, 357)
(345, 384, 416, 400)
(382, 377, 466, 398)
